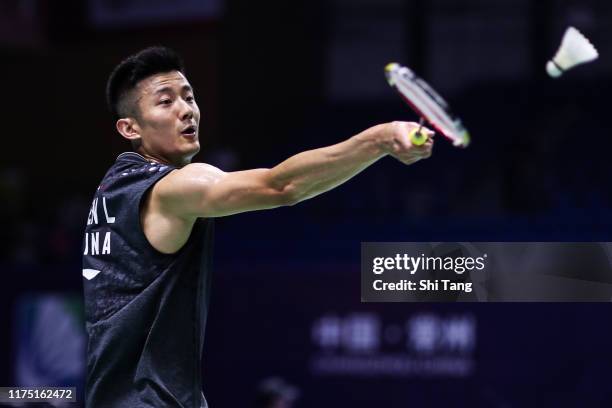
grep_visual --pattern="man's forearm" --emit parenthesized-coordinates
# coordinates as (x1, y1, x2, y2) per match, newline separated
(267, 124, 389, 203)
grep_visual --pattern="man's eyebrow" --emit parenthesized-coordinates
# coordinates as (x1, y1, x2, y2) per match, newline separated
(153, 84, 193, 95)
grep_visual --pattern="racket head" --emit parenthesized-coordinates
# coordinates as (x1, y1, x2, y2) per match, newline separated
(385, 63, 470, 148)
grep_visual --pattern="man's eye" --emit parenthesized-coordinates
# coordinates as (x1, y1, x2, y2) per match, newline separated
(186, 96, 195, 103)
(159, 99, 172, 105)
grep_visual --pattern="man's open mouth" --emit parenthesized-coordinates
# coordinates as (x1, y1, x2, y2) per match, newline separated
(181, 125, 197, 136)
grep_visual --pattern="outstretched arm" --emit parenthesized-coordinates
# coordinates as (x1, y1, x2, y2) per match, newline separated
(153, 121, 433, 219)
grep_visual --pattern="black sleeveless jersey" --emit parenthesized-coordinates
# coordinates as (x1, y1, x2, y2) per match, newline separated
(82, 152, 214, 408)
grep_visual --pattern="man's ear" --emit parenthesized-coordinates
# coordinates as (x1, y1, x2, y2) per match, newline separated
(116, 117, 142, 144)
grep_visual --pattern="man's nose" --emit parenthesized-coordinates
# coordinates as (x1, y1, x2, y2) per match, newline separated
(178, 99, 194, 120)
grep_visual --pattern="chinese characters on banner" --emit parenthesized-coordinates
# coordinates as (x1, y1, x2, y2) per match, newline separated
(311, 312, 476, 377)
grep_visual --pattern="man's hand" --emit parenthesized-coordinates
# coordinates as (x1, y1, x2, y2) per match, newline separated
(379, 121, 434, 165)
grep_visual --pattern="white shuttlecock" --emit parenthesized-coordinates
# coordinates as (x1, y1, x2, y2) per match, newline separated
(546, 27, 598, 78)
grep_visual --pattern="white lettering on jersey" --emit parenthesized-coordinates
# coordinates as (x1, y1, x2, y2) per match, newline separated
(91, 232, 99, 255)
(87, 198, 99, 225)
(102, 197, 116, 223)
(102, 232, 111, 254)
(84, 195, 115, 261)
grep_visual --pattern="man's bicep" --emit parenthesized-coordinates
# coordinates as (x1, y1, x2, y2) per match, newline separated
(155, 164, 290, 218)
(153, 164, 222, 217)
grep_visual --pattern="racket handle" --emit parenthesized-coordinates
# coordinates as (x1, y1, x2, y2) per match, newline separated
(408, 128, 428, 146)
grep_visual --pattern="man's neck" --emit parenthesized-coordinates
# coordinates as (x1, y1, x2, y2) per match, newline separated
(135, 148, 191, 168)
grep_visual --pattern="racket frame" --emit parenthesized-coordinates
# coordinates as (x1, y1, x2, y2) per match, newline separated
(385, 63, 470, 147)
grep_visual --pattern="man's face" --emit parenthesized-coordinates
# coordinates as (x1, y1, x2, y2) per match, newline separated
(132, 70, 200, 165)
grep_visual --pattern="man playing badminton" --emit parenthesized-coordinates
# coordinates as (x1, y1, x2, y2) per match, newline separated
(82, 46, 433, 408)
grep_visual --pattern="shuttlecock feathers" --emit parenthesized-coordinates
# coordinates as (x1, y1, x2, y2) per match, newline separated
(546, 26, 598, 78)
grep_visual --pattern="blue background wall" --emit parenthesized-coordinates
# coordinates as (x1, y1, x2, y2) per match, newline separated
(1, 0, 612, 406)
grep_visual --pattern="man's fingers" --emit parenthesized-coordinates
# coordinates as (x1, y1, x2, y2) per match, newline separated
(410, 141, 434, 160)
(389, 122, 435, 164)
(412, 141, 433, 152)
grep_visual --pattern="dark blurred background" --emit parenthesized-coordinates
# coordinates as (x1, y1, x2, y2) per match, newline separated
(1, 0, 612, 407)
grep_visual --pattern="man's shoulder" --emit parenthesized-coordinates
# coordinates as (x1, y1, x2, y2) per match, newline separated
(98, 152, 175, 194)
(153, 162, 223, 198)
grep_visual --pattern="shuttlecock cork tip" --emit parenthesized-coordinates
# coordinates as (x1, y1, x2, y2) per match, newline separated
(546, 61, 563, 78)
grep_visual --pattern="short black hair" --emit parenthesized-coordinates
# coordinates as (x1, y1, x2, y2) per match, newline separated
(106, 46, 185, 121)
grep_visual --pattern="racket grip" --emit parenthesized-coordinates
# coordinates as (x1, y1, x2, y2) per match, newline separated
(408, 128, 428, 146)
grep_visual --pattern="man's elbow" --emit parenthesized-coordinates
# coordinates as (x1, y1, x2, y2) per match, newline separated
(277, 184, 304, 207)
(263, 170, 304, 207)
